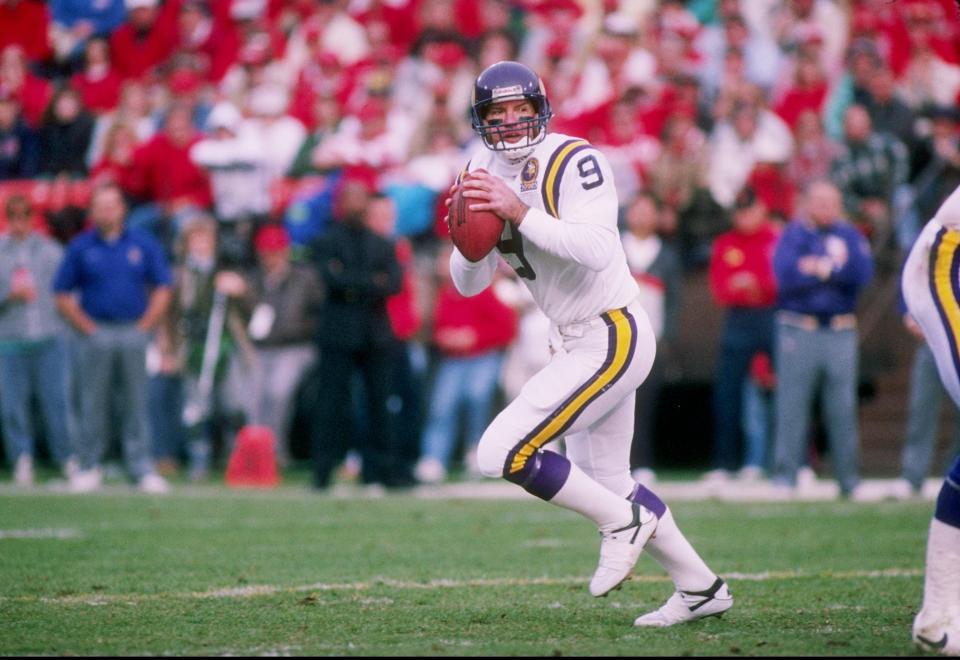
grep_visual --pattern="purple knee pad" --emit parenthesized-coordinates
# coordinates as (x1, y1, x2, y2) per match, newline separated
(504, 450, 570, 501)
(629, 483, 667, 520)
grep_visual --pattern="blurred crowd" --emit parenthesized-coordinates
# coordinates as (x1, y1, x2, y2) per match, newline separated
(0, 0, 959, 497)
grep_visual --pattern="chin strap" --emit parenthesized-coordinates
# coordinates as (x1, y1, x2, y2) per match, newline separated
(486, 129, 544, 163)
(503, 149, 532, 165)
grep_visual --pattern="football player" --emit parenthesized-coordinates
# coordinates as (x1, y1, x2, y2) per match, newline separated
(901, 182, 960, 656)
(446, 60, 733, 626)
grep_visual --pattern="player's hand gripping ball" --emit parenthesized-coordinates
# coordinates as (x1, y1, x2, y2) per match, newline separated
(448, 169, 505, 262)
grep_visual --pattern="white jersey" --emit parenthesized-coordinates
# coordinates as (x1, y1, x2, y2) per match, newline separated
(450, 132, 640, 327)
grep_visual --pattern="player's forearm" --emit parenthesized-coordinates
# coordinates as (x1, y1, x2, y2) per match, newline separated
(450, 248, 496, 296)
(518, 208, 618, 271)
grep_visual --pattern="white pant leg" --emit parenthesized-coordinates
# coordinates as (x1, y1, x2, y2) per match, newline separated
(563, 391, 637, 499)
(259, 346, 316, 434)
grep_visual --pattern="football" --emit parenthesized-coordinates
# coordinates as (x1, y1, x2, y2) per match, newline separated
(448, 169, 505, 262)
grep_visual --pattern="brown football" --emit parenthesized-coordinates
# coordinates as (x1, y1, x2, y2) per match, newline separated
(448, 169, 505, 262)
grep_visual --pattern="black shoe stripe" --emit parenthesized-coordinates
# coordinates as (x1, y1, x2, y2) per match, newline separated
(610, 503, 643, 543)
(681, 577, 726, 612)
(917, 633, 948, 650)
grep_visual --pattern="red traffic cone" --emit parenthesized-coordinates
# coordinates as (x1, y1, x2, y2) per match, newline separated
(225, 425, 280, 488)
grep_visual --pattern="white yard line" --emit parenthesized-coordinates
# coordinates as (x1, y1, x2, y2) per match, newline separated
(0, 528, 82, 540)
(0, 476, 946, 501)
(3, 567, 922, 607)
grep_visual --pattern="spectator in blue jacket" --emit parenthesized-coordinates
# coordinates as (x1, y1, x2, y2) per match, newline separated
(49, 0, 127, 66)
(770, 180, 874, 499)
(0, 92, 40, 180)
(53, 181, 173, 494)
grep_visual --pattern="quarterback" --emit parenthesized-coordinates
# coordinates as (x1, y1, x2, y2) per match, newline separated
(448, 60, 732, 626)
(901, 182, 960, 655)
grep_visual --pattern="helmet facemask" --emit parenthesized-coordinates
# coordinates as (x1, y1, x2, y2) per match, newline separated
(472, 98, 550, 156)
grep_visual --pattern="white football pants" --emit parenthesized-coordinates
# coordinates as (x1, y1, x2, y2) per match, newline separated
(475, 298, 656, 496)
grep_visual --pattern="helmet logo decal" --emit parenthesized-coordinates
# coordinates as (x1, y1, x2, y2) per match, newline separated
(520, 158, 539, 192)
(492, 84, 524, 99)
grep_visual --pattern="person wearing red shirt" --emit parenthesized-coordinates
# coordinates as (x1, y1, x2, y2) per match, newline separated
(125, 103, 212, 253)
(174, 0, 242, 83)
(109, 0, 180, 81)
(129, 105, 211, 206)
(848, 1, 912, 77)
(288, 47, 354, 128)
(0, 45, 53, 129)
(90, 121, 141, 191)
(773, 51, 829, 131)
(0, 0, 51, 64)
(703, 186, 780, 484)
(352, 0, 419, 53)
(414, 245, 518, 484)
(70, 38, 122, 114)
(746, 160, 797, 224)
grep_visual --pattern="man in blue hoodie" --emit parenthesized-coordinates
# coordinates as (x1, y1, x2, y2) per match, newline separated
(769, 180, 874, 498)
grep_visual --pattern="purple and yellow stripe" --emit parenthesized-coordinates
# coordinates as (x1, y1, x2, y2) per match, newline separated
(541, 139, 590, 218)
(505, 307, 638, 477)
(928, 227, 960, 381)
(455, 160, 473, 185)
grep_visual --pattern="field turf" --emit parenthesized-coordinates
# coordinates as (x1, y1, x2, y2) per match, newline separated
(0, 476, 939, 656)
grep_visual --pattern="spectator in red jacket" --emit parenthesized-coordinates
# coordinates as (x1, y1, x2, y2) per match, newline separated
(174, 0, 240, 83)
(109, 0, 180, 81)
(352, 0, 419, 53)
(773, 50, 829, 130)
(125, 102, 211, 254)
(70, 37, 123, 115)
(414, 245, 518, 484)
(703, 186, 781, 485)
(0, 45, 53, 129)
(129, 103, 211, 206)
(746, 158, 797, 224)
(90, 121, 141, 193)
(0, 0, 51, 64)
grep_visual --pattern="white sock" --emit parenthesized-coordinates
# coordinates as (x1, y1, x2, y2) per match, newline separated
(920, 518, 960, 613)
(645, 507, 718, 592)
(548, 460, 635, 532)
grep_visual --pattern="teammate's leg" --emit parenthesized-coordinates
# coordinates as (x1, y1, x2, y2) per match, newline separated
(913, 455, 960, 655)
(902, 200, 960, 654)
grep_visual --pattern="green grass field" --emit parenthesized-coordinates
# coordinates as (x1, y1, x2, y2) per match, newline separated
(0, 476, 941, 657)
